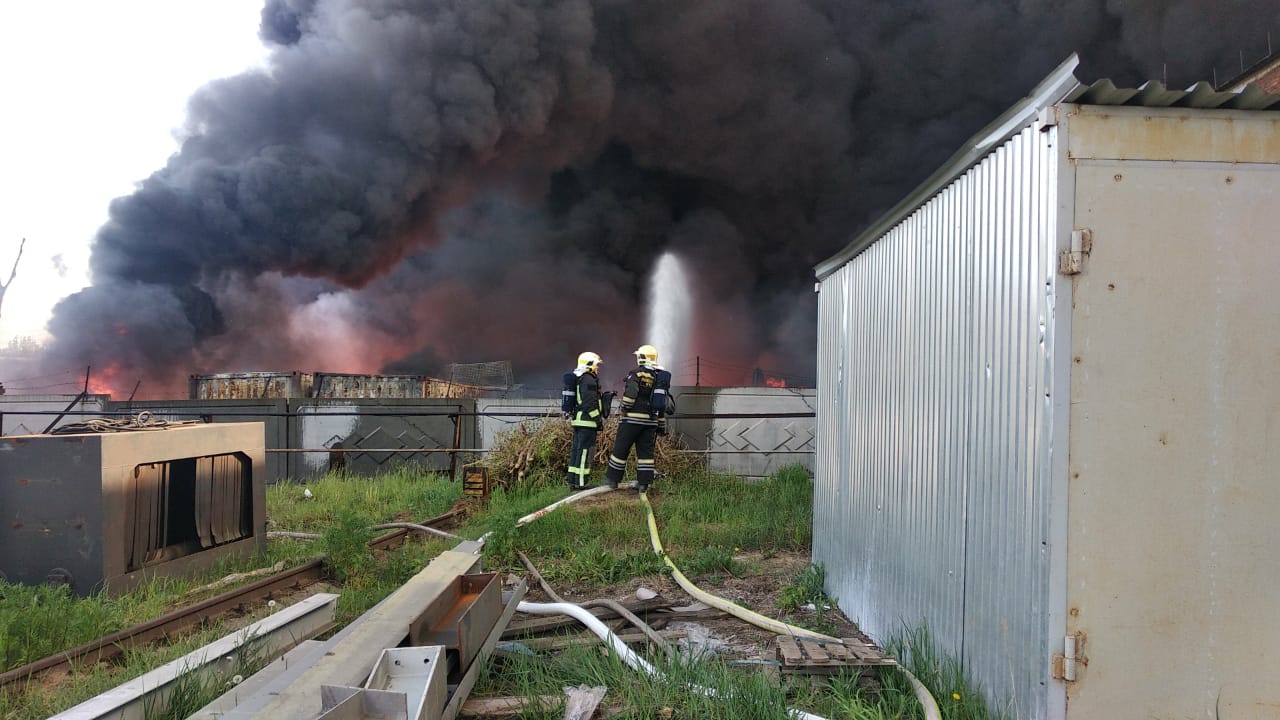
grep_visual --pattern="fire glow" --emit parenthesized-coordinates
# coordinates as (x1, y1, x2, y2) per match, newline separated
(88, 365, 123, 396)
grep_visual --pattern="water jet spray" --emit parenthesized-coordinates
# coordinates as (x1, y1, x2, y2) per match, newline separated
(644, 252, 692, 382)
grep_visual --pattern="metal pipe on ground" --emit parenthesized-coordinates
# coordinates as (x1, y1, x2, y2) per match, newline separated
(516, 551, 673, 658)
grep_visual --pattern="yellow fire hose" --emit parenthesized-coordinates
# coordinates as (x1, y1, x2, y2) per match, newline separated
(639, 492, 834, 642)
(638, 491, 941, 720)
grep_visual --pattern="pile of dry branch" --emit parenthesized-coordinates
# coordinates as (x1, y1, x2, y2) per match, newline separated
(479, 415, 704, 489)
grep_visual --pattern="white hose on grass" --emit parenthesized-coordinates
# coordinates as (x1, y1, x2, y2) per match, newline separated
(478, 483, 631, 547)
(515, 483, 628, 526)
(515, 601, 829, 720)
(494, 485, 940, 720)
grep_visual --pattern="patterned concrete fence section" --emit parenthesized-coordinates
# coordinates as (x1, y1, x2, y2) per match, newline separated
(4, 389, 813, 483)
(669, 387, 816, 479)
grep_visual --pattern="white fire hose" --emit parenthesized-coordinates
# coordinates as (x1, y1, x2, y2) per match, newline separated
(490, 483, 941, 720)
(515, 601, 830, 720)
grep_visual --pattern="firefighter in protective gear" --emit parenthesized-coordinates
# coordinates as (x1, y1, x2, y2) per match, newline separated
(633, 346, 673, 420)
(605, 344, 671, 492)
(652, 361, 675, 437)
(566, 352, 604, 491)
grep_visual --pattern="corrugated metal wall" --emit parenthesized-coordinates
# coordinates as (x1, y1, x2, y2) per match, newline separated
(815, 124, 1059, 715)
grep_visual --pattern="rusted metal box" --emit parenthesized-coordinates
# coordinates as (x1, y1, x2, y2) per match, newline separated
(0, 422, 267, 595)
(409, 572, 501, 678)
(189, 371, 313, 399)
(312, 373, 427, 399)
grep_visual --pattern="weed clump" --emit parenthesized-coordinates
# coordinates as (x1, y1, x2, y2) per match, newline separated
(0, 582, 121, 672)
(479, 415, 704, 489)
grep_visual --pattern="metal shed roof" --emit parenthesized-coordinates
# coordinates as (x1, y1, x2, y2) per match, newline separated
(814, 53, 1280, 280)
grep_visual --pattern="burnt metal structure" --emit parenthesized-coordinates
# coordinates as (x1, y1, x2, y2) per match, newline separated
(0, 422, 266, 595)
(189, 371, 498, 400)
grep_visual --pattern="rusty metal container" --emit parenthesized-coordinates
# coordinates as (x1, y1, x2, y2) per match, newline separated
(189, 372, 313, 399)
(189, 371, 495, 400)
(311, 373, 427, 399)
(0, 422, 267, 595)
(422, 376, 489, 399)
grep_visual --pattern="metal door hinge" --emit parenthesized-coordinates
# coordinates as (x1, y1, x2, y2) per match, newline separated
(1051, 632, 1087, 681)
(1058, 228, 1092, 275)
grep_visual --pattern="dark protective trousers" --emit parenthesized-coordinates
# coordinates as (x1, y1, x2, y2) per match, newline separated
(605, 421, 657, 489)
(566, 426, 598, 488)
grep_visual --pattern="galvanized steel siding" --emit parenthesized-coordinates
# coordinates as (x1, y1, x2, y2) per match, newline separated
(815, 124, 1059, 716)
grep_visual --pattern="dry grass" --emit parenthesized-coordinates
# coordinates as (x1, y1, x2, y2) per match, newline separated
(478, 415, 704, 489)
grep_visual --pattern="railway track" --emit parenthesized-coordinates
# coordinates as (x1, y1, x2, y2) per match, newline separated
(0, 509, 462, 689)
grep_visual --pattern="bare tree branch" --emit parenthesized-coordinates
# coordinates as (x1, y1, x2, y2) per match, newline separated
(0, 237, 27, 320)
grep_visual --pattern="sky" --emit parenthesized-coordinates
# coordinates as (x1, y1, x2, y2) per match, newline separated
(0, 1, 267, 346)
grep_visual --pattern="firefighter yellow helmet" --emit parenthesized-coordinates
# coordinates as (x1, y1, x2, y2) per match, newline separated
(634, 344, 658, 366)
(577, 351, 602, 371)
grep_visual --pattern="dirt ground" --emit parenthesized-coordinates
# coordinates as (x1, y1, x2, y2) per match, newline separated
(522, 553, 859, 661)
(510, 489, 865, 663)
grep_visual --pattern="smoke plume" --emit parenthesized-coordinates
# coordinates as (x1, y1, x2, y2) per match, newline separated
(42, 0, 1279, 396)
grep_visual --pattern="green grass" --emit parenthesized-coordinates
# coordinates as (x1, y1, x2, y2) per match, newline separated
(821, 669, 926, 720)
(140, 629, 271, 720)
(1, 463, 1007, 720)
(776, 563, 839, 636)
(0, 574, 220, 672)
(266, 465, 464, 534)
(1, 608, 282, 720)
(656, 465, 815, 556)
(262, 467, 464, 625)
(475, 643, 818, 720)
(884, 625, 1006, 720)
(476, 464, 817, 586)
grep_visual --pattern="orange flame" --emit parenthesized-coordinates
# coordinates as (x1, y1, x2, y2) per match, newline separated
(765, 376, 787, 388)
(88, 365, 124, 396)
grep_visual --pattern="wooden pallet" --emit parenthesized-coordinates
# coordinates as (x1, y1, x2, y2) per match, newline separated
(775, 636, 897, 675)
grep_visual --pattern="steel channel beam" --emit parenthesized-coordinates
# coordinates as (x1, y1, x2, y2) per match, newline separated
(1, 510, 457, 689)
(0, 563, 324, 688)
(48, 592, 339, 720)
(248, 550, 485, 717)
(440, 579, 528, 720)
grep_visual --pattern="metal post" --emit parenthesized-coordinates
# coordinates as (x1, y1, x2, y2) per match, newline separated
(449, 412, 462, 480)
(41, 367, 91, 434)
(696, 356, 700, 387)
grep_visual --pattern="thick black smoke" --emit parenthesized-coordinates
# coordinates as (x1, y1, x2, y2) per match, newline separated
(43, 0, 1279, 396)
